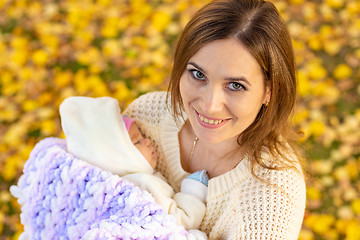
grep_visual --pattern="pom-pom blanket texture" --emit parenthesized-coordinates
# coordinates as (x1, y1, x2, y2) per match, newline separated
(11, 137, 188, 240)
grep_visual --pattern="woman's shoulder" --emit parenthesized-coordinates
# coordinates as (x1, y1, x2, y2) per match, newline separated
(126, 91, 168, 109)
(254, 149, 306, 204)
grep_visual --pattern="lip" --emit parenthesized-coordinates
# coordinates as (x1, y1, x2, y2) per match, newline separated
(195, 110, 228, 129)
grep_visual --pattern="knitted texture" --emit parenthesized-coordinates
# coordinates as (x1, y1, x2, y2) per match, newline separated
(123, 92, 306, 240)
(10, 137, 188, 240)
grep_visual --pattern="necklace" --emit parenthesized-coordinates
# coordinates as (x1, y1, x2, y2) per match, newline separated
(187, 136, 199, 171)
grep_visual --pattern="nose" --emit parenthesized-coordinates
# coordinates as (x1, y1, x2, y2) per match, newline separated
(199, 85, 225, 113)
(145, 138, 151, 146)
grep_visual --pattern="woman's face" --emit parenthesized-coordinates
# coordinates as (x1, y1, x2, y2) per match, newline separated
(179, 38, 271, 144)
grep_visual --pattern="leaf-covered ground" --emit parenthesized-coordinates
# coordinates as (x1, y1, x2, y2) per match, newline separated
(0, 0, 359, 239)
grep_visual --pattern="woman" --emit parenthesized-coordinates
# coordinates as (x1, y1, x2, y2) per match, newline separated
(124, 0, 306, 239)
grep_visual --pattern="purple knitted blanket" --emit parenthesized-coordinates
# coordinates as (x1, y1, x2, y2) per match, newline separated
(11, 137, 188, 240)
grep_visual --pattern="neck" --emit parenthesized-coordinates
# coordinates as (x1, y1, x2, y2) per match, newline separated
(180, 120, 245, 178)
(192, 136, 246, 178)
(200, 140, 236, 159)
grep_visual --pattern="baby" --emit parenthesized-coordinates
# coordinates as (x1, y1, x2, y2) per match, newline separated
(60, 96, 209, 233)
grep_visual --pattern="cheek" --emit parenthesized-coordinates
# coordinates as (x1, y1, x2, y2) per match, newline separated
(232, 95, 263, 120)
(179, 75, 189, 102)
(179, 73, 186, 89)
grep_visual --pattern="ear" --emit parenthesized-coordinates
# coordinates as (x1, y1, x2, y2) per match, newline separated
(263, 86, 271, 105)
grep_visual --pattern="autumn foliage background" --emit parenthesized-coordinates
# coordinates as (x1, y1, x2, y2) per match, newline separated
(0, 0, 359, 239)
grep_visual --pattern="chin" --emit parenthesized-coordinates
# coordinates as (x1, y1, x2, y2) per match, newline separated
(202, 131, 241, 145)
(198, 132, 225, 144)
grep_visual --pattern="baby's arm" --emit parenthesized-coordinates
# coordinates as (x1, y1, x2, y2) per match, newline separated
(171, 170, 209, 229)
(180, 170, 208, 202)
(123, 171, 207, 230)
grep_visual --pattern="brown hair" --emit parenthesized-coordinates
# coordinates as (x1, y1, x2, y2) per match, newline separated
(168, 0, 302, 178)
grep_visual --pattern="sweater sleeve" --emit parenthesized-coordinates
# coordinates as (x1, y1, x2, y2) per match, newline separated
(241, 169, 305, 239)
(211, 167, 306, 239)
(122, 91, 169, 129)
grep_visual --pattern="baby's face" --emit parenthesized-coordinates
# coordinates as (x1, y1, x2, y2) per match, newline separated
(128, 122, 157, 169)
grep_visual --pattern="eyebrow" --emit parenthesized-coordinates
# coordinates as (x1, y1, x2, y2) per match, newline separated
(187, 61, 252, 86)
(188, 62, 207, 74)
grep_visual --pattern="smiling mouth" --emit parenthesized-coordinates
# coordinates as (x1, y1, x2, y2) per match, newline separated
(198, 112, 225, 125)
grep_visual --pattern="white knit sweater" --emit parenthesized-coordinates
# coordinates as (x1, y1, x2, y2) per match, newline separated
(123, 91, 306, 240)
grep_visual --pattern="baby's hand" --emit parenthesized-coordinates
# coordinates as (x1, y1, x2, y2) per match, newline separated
(181, 170, 209, 202)
(185, 170, 209, 186)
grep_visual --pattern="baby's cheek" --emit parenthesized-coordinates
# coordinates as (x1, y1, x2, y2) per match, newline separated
(151, 152, 158, 168)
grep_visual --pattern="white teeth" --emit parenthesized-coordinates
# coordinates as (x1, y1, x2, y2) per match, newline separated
(198, 113, 223, 125)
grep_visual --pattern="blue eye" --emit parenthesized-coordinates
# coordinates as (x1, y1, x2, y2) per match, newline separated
(228, 82, 246, 91)
(190, 70, 206, 80)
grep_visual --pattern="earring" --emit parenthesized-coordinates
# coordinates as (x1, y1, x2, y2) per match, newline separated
(264, 100, 269, 107)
